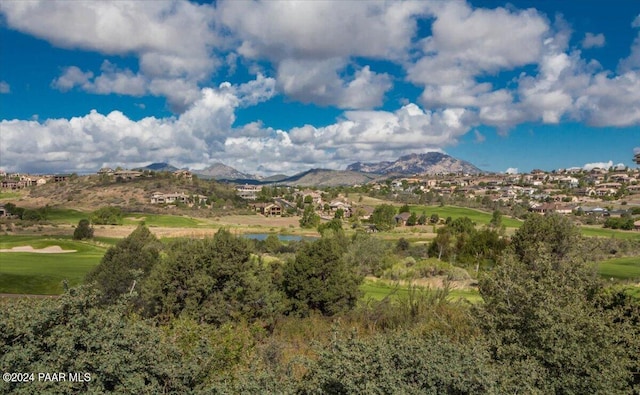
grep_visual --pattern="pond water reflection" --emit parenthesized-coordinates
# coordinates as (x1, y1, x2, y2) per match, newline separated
(242, 233, 317, 242)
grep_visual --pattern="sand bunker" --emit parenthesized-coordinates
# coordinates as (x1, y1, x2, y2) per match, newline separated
(0, 245, 76, 253)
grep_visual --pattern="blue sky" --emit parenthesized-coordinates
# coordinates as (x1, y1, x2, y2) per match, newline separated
(1, 1, 638, 175)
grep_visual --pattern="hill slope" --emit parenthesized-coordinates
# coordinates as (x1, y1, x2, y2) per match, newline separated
(347, 152, 482, 175)
(278, 169, 378, 187)
(193, 163, 253, 180)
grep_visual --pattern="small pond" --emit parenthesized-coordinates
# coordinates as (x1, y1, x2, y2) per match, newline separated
(242, 233, 317, 242)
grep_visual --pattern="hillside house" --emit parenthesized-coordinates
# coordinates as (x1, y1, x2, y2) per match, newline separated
(595, 187, 616, 197)
(297, 189, 323, 204)
(113, 171, 142, 180)
(529, 203, 562, 214)
(394, 212, 412, 225)
(173, 170, 193, 180)
(98, 167, 114, 175)
(627, 185, 640, 194)
(250, 202, 283, 217)
(236, 184, 262, 200)
(150, 192, 189, 204)
(329, 200, 352, 217)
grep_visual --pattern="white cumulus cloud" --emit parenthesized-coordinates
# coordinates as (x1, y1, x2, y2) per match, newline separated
(582, 33, 605, 49)
(582, 161, 614, 171)
(0, 81, 10, 94)
(1, 0, 221, 112)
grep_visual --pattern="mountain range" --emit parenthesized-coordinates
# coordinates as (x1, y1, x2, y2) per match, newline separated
(346, 152, 482, 175)
(136, 153, 483, 186)
(192, 162, 253, 180)
(135, 162, 179, 172)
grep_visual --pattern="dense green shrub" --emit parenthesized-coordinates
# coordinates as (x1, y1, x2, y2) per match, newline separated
(283, 235, 362, 316)
(90, 206, 123, 225)
(476, 214, 637, 393)
(370, 204, 396, 231)
(143, 229, 284, 327)
(0, 287, 191, 394)
(299, 330, 497, 394)
(73, 218, 94, 240)
(86, 225, 161, 304)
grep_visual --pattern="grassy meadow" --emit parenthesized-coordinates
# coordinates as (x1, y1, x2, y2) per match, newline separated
(360, 279, 482, 303)
(44, 207, 210, 228)
(46, 208, 90, 224)
(579, 226, 640, 241)
(407, 205, 523, 228)
(0, 191, 22, 200)
(597, 256, 640, 280)
(122, 213, 208, 227)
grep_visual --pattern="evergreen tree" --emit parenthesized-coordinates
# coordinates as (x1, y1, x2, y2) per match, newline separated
(299, 204, 320, 228)
(475, 214, 636, 393)
(73, 219, 94, 240)
(143, 229, 284, 327)
(283, 235, 362, 316)
(370, 204, 396, 231)
(85, 225, 161, 304)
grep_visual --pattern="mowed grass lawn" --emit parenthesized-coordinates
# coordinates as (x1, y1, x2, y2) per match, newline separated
(579, 226, 640, 241)
(0, 235, 105, 294)
(407, 205, 640, 240)
(46, 208, 92, 224)
(45, 208, 208, 228)
(597, 256, 640, 280)
(360, 279, 482, 303)
(122, 213, 207, 227)
(408, 205, 523, 228)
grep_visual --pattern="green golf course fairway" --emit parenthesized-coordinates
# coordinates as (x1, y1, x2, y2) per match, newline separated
(0, 236, 105, 294)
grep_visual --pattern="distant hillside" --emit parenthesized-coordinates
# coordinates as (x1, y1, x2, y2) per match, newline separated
(193, 163, 253, 180)
(23, 174, 239, 213)
(135, 162, 179, 172)
(346, 152, 482, 175)
(260, 174, 290, 182)
(277, 169, 378, 187)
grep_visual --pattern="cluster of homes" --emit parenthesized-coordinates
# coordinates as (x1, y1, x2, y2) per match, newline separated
(233, 166, 640, 219)
(3, 165, 639, 221)
(372, 167, 640, 212)
(236, 185, 358, 219)
(98, 168, 193, 181)
(0, 167, 195, 191)
(0, 172, 70, 190)
(149, 191, 207, 206)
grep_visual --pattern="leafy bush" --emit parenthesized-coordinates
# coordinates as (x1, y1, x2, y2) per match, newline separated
(343, 232, 393, 276)
(0, 287, 192, 394)
(475, 215, 637, 394)
(283, 235, 362, 316)
(604, 216, 634, 230)
(300, 330, 497, 394)
(73, 218, 94, 240)
(86, 225, 161, 304)
(143, 229, 284, 327)
(446, 266, 471, 281)
(91, 206, 123, 225)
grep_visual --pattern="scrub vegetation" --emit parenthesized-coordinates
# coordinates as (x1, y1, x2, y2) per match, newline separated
(1, 213, 640, 393)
